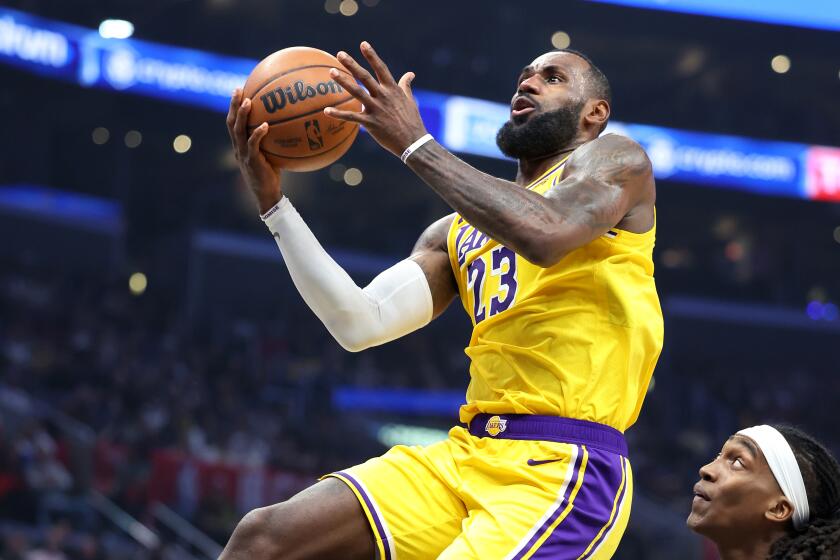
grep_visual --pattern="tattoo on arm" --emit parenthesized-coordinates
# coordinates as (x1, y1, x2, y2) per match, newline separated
(406, 134, 653, 265)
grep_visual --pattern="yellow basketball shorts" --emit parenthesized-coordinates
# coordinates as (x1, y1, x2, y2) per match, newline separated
(325, 414, 633, 559)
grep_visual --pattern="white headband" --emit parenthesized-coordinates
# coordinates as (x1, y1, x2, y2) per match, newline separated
(737, 425, 810, 530)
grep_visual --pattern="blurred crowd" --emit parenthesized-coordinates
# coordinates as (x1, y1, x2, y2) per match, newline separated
(0, 257, 836, 558)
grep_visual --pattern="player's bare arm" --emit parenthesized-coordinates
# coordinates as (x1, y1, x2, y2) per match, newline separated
(408, 214, 459, 319)
(405, 134, 654, 266)
(326, 42, 654, 267)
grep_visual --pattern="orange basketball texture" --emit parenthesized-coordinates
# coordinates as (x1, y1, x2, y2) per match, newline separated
(243, 47, 362, 172)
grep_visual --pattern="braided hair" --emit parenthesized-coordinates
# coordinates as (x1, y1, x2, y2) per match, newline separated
(768, 426, 840, 559)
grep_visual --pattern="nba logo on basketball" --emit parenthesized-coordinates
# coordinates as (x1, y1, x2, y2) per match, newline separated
(305, 120, 324, 150)
(485, 415, 507, 436)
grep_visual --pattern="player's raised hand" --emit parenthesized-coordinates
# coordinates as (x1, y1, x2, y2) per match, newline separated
(324, 42, 428, 158)
(226, 88, 283, 214)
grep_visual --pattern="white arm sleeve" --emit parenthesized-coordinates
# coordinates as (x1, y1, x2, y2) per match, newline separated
(262, 197, 434, 352)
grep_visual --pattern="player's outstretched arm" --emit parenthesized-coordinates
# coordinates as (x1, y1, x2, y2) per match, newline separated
(263, 204, 454, 352)
(324, 43, 654, 268)
(227, 87, 456, 352)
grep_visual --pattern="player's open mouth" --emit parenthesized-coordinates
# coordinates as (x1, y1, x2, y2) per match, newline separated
(511, 96, 536, 118)
(693, 484, 711, 502)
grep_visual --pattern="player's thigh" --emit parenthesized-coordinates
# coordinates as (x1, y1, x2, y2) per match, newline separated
(326, 441, 468, 560)
(220, 477, 375, 560)
(439, 445, 633, 560)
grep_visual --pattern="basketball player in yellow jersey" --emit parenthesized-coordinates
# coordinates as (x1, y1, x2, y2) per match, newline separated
(221, 43, 662, 560)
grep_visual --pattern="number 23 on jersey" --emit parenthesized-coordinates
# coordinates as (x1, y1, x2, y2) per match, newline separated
(466, 245, 518, 324)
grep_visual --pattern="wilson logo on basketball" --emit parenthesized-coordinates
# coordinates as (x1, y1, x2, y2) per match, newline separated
(260, 79, 345, 113)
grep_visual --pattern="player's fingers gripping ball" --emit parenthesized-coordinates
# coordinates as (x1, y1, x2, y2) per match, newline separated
(243, 46, 362, 172)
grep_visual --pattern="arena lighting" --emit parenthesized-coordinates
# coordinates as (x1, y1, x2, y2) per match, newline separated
(343, 167, 363, 186)
(98, 19, 134, 40)
(339, 0, 359, 16)
(91, 127, 109, 145)
(376, 424, 449, 448)
(4, 7, 840, 203)
(586, 0, 840, 32)
(324, 0, 340, 14)
(551, 31, 571, 49)
(173, 134, 192, 153)
(128, 272, 147, 296)
(771, 54, 791, 74)
(833, 226, 840, 244)
(124, 130, 142, 148)
(329, 163, 347, 181)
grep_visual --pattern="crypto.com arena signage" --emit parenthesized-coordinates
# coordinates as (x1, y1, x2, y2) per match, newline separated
(1, 7, 838, 202)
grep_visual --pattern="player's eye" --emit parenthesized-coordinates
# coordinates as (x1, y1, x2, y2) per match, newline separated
(547, 75, 563, 84)
(731, 456, 745, 469)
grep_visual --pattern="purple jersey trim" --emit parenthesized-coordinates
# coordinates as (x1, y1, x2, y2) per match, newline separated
(510, 446, 587, 559)
(332, 471, 393, 560)
(468, 414, 628, 457)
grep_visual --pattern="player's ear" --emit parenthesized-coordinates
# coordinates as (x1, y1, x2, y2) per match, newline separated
(764, 497, 794, 525)
(583, 99, 609, 131)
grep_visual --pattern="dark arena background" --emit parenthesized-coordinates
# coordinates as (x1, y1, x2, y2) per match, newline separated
(1, 1, 839, 558)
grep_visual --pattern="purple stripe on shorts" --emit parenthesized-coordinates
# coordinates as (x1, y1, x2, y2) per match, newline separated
(580, 458, 628, 559)
(529, 448, 627, 559)
(511, 447, 586, 560)
(334, 471, 392, 560)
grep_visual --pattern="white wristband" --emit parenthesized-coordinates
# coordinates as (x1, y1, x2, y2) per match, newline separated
(260, 197, 288, 221)
(400, 134, 434, 163)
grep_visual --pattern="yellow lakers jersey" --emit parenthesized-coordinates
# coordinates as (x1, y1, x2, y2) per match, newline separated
(447, 158, 664, 432)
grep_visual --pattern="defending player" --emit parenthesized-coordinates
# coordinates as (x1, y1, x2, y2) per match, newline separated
(221, 43, 663, 559)
(688, 425, 840, 559)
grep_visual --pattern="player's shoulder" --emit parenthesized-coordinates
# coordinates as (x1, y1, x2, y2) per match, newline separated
(413, 213, 458, 253)
(568, 134, 652, 175)
(580, 133, 648, 160)
(429, 212, 458, 234)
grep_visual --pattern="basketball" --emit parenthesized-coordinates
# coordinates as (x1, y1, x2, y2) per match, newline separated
(243, 47, 362, 172)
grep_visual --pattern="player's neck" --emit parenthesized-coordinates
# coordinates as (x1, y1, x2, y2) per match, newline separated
(514, 145, 577, 187)
(715, 533, 778, 560)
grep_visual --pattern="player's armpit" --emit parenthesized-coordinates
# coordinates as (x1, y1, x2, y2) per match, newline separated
(409, 214, 459, 320)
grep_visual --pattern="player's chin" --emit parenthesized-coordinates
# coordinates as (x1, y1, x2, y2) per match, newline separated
(686, 502, 713, 534)
(686, 510, 705, 533)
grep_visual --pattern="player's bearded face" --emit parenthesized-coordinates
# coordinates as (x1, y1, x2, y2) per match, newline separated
(496, 99, 584, 160)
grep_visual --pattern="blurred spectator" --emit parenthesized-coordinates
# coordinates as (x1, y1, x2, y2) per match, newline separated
(0, 257, 836, 558)
(17, 424, 72, 494)
(1, 532, 29, 560)
(76, 535, 105, 560)
(24, 523, 68, 560)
